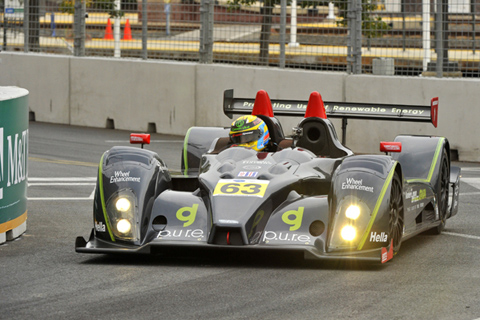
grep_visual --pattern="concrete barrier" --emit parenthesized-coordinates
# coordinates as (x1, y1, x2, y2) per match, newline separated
(0, 52, 478, 161)
(0, 86, 29, 244)
(69, 58, 197, 135)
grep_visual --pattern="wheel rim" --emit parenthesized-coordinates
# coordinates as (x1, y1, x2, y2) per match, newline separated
(389, 175, 404, 251)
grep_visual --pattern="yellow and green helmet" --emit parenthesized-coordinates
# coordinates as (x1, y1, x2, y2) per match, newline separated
(229, 115, 270, 151)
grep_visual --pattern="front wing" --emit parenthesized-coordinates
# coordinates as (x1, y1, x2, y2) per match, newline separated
(76, 229, 394, 263)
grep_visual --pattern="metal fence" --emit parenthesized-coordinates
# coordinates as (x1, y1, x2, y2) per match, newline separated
(1, 0, 479, 77)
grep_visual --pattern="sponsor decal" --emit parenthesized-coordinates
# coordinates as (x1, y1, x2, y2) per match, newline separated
(130, 136, 143, 142)
(392, 108, 425, 115)
(406, 189, 427, 202)
(218, 219, 239, 224)
(231, 116, 262, 132)
(176, 204, 198, 227)
(0, 128, 29, 201)
(110, 171, 141, 183)
(328, 105, 388, 113)
(406, 202, 425, 212)
(341, 178, 374, 193)
(213, 179, 269, 197)
(241, 101, 428, 117)
(412, 189, 426, 202)
(243, 165, 261, 170)
(325, 105, 425, 116)
(381, 143, 401, 152)
(242, 160, 272, 165)
(370, 232, 388, 242)
(273, 103, 292, 109)
(95, 221, 106, 232)
(385, 145, 400, 151)
(263, 231, 311, 244)
(243, 102, 295, 110)
(238, 171, 258, 178)
(282, 207, 304, 231)
(231, 131, 253, 138)
(236, 119, 245, 127)
(381, 239, 394, 263)
(157, 229, 204, 239)
(405, 189, 412, 199)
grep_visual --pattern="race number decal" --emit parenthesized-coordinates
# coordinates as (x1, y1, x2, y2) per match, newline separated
(213, 179, 269, 198)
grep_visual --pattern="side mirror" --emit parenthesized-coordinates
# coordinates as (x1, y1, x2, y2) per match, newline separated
(130, 133, 151, 149)
(380, 141, 402, 154)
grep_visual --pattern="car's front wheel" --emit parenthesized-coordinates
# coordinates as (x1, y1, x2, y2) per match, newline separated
(389, 171, 404, 253)
(430, 150, 450, 235)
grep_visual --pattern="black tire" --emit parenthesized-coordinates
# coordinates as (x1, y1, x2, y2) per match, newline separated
(389, 171, 404, 253)
(430, 150, 450, 235)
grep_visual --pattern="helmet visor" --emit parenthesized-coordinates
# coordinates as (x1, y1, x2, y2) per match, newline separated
(230, 129, 262, 145)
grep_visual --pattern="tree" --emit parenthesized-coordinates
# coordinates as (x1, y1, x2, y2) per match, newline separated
(331, 0, 390, 39)
(227, 0, 389, 64)
(59, 0, 123, 18)
(300, 0, 390, 39)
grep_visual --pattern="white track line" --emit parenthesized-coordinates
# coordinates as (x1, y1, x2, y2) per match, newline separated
(461, 177, 480, 188)
(29, 177, 97, 181)
(460, 168, 480, 172)
(29, 183, 96, 186)
(443, 232, 480, 240)
(460, 192, 480, 196)
(28, 177, 96, 201)
(28, 197, 92, 201)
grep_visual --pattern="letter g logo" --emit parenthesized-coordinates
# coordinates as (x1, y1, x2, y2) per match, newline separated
(282, 207, 304, 231)
(176, 204, 199, 227)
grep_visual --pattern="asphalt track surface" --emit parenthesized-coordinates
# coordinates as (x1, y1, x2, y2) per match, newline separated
(1, 121, 480, 320)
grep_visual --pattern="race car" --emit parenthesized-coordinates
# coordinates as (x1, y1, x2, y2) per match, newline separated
(76, 89, 461, 263)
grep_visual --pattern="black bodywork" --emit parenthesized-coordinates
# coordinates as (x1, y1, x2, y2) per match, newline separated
(76, 90, 460, 263)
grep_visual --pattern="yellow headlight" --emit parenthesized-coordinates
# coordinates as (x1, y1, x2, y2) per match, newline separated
(117, 219, 132, 234)
(345, 205, 361, 220)
(341, 225, 356, 241)
(116, 198, 131, 212)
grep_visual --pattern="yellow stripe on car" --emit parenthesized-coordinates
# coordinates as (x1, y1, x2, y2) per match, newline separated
(357, 164, 397, 250)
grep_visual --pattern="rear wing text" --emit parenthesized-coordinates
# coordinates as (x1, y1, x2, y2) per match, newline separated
(223, 89, 439, 128)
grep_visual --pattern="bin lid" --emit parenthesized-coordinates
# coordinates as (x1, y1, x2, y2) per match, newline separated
(0, 86, 29, 101)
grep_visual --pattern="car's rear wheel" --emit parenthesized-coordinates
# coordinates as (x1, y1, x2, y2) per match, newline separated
(430, 150, 450, 235)
(389, 172, 404, 253)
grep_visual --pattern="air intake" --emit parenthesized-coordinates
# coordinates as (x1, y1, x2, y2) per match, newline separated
(209, 226, 246, 245)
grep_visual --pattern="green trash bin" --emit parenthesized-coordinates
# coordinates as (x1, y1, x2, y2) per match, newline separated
(0, 86, 29, 244)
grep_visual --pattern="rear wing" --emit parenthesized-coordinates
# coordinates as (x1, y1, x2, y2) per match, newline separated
(223, 89, 439, 128)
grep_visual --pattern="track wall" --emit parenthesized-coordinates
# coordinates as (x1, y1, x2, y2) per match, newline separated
(0, 52, 478, 161)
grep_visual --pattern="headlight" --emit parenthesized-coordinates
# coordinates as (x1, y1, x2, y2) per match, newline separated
(106, 189, 138, 242)
(117, 219, 132, 234)
(328, 196, 370, 250)
(341, 225, 357, 241)
(116, 198, 131, 212)
(345, 205, 360, 220)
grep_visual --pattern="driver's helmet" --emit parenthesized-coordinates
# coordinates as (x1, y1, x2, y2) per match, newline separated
(229, 115, 270, 151)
